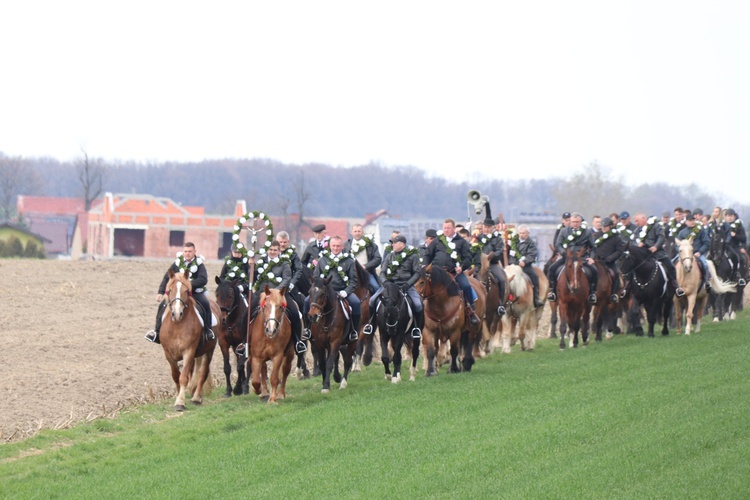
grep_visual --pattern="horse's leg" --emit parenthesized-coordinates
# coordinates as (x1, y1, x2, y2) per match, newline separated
(167, 357, 186, 410)
(250, 356, 263, 396)
(268, 353, 283, 403)
(449, 334, 461, 373)
(352, 338, 363, 373)
(175, 352, 195, 411)
(341, 342, 356, 390)
(279, 349, 294, 400)
(296, 352, 310, 380)
(662, 298, 672, 336)
(424, 330, 437, 377)
(380, 332, 392, 380)
(391, 337, 404, 383)
(190, 354, 209, 405)
(322, 345, 337, 393)
(549, 302, 558, 338)
(220, 346, 232, 397)
(461, 330, 475, 372)
(684, 294, 696, 335)
(363, 331, 374, 367)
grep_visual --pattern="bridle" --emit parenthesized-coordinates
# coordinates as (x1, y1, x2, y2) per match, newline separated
(260, 295, 287, 339)
(308, 285, 338, 333)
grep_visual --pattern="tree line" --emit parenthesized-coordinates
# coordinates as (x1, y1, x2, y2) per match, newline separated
(1, 152, 743, 223)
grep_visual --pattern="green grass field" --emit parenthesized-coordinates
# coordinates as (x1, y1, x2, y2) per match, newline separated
(2, 314, 749, 499)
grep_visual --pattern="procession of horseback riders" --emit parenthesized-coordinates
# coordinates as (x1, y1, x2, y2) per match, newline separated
(144, 199, 748, 403)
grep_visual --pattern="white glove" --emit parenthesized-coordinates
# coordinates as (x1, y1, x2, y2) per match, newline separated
(338, 290, 348, 298)
(237, 285, 244, 293)
(289, 283, 295, 290)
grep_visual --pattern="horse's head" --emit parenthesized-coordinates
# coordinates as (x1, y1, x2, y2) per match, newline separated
(709, 230, 725, 261)
(308, 276, 333, 324)
(214, 276, 241, 326)
(380, 281, 405, 334)
(166, 269, 192, 322)
(260, 284, 287, 339)
(675, 237, 695, 273)
(478, 253, 491, 286)
(563, 248, 586, 292)
(414, 264, 432, 297)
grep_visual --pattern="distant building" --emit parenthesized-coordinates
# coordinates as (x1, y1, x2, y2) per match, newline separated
(0, 222, 51, 256)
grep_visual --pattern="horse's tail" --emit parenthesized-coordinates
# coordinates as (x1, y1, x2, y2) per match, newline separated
(188, 354, 215, 396)
(707, 260, 737, 294)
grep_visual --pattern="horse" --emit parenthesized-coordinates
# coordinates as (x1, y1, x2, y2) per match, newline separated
(307, 276, 357, 393)
(673, 238, 709, 335)
(618, 244, 673, 337)
(708, 230, 743, 321)
(556, 248, 592, 349)
(352, 261, 375, 372)
(415, 264, 479, 376)
(375, 281, 421, 383)
(249, 285, 295, 403)
(159, 269, 217, 411)
(214, 277, 250, 396)
(502, 264, 544, 353)
(476, 253, 507, 355)
(591, 261, 616, 342)
(543, 245, 566, 339)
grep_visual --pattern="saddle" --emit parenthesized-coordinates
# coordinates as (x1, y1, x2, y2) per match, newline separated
(194, 303, 218, 328)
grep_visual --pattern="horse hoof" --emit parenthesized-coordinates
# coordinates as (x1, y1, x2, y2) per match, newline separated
(174, 404, 186, 412)
(339, 379, 348, 390)
(190, 400, 202, 405)
(409, 375, 415, 382)
(712, 318, 719, 323)
(223, 392, 232, 398)
(392, 375, 401, 384)
(385, 374, 391, 380)
(259, 395, 270, 402)
(321, 388, 330, 394)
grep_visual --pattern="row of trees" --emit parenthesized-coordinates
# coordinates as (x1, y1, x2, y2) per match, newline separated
(1, 152, 742, 223)
(0, 237, 46, 259)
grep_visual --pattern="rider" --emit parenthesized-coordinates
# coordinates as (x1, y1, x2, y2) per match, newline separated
(145, 242, 214, 344)
(723, 208, 747, 286)
(676, 212, 711, 290)
(546, 212, 598, 304)
(219, 246, 250, 297)
(345, 223, 382, 294)
(478, 217, 508, 313)
(301, 224, 329, 269)
(591, 217, 625, 303)
(304, 235, 361, 341)
(631, 213, 685, 297)
(368, 234, 424, 338)
(423, 219, 480, 325)
(507, 224, 544, 307)
(553, 212, 571, 248)
(617, 211, 637, 243)
(419, 228, 437, 261)
(243, 240, 306, 355)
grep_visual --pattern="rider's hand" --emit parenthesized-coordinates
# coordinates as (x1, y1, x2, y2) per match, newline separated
(649, 246, 657, 253)
(519, 260, 526, 267)
(694, 252, 701, 258)
(455, 265, 463, 274)
(156, 294, 164, 302)
(338, 290, 348, 298)
(289, 283, 295, 290)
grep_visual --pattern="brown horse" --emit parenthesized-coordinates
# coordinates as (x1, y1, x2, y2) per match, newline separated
(214, 277, 249, 396)
(477, 252, 507, 355)
(249, 285, 295, 403)
(543, 245, 565, 339)
(673, 238, 709, 335)
(307, 276, 357, 393)
(557, 248, 592, 349)
(591, 261, 616, 342)
(352, 261, 374, 372)
(415, 264, 480, 375)
(159, 270, 217, 411)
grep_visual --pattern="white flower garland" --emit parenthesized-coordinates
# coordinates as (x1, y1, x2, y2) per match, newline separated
(507, 228, 521, 258)
(561, 221, 589, 249)
(231, 211, 274, 258)
(436, 230, 459, 260)
(223, 255, 249, 282)
(253, 254, 290, 291)
(307, 236, 330, 270)
(729, 219, 744, 234)
(175, 252, 205, 278)
(668, 217, 685, 237)
(385, 246, 422, 278)
(349, 234, 375, 256)
(319, 252, 352, 283)
(631, 216, 659, 245)
(594, 227, 620, 247)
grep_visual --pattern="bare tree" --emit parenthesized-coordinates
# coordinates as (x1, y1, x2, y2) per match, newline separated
(77, 148, 107, 211)
(0, 155, 41, 221)
(551, 161, 627, 218)
(291, 169, 312, 244)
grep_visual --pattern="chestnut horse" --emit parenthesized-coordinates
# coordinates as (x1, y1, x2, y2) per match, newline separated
(477, 253, 508, 355)
(249, 285, 295, 403)
(307, 276, 357, 393)
(416, 264, 482, 376)
(557, 248, 592, 349)
(214, 277, 250, 397)
(160, 270, 217, 411)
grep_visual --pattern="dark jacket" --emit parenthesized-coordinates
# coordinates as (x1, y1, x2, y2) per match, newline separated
(479, 232, 505, 266)
(676, 225, 710, 256)
(283, 247, 304, 288)
(253, 257, 292, 291)
(555, 226, 596, 258)
(158, 258, 208, 294)
(632, 217, 667, 259)
(508, 237, 538, 266)
(592, 231, 625, 264)
(424, 233, 473, 271)
(301, 238, 327, 268)
(725, 220, 747, 250)
(313, 252, 358, 295)
(220, 256, 250, 283)
(380, 247, 422, 288)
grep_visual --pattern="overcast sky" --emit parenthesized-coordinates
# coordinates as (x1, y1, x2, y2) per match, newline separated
(1, 1, 748, 205)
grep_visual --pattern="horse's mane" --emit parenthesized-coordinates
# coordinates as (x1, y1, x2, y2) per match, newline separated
(626, 243, 653, 261)
(505, 265, 528, 297)
(423, 265, 460, 297)
(311, 276, 336, 304)
(354, 261, 369, 290)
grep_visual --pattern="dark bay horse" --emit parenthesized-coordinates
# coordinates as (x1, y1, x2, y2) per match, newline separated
(307, 276, 356, 393)
(544, 245, 566, 339)
(477, 253, 507, 355)
(214, 277, 249, 396)
(160, 270, 217, 411)
(375, 281, 421, 383)
(591, 261, 616, 342)
(557, 248, 592, 349)
(249, 285, 295, 403)
(619, 244, 673, 337)
(352, 261, 375, 372)
(415, 264, 476, 376)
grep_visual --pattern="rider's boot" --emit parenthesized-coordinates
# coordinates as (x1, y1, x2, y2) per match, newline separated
(466, 300, 480, 326)
(363, 304, 376, 335)
(349, 313, 360, 342)
(547, 280, 557, 302)
(533, 287, 544, 308)
(412, 308, 424, 339)
(145, 301, 166, 343)
(588, 282, 598, 304)
(672, 279, 686, 297)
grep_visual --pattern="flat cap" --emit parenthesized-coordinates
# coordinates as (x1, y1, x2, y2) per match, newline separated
(312, 224, 326, 233)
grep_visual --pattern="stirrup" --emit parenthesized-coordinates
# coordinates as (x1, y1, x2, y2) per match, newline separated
(675, 288, 686, 297)
(349, 329, 359, 342)
(497, 305, 506, 315)
(235, 343, 246, 356)
(705, 281, 712, 290)
(301, 328, 311, 341)
(205, 329, 215, 341)
(362, 324, 374, 335)
(739, 279, 746, 287)
(588, 293, 597, 304)
(411, 327, 422, 339)
(295, 341, 307, 354)
(547, 292, 557, 302)
(609, 294, 619, 304)
(145, 330, 158, 343)
(620, 289, 628, 298)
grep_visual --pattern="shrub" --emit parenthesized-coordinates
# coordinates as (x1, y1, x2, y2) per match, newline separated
(24, 240, 39, 258)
